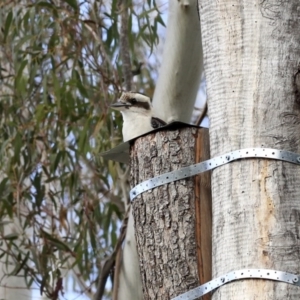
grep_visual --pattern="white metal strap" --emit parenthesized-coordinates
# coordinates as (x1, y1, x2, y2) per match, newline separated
(130, 148, 300, 201)
(172, 268, 300, 300)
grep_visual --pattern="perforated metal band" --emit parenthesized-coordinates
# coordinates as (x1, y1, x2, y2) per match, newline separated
(130, 148, 300, 201)
(172, 268, 300, 300)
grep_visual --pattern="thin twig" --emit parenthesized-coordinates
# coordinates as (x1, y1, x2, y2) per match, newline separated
(195, 102, 208, 126)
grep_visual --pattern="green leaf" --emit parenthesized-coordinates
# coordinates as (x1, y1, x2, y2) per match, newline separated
(14, 35, 32, 52)
(22, 9, 31, 29)
(41, 230, 75, 254)
(0, 178, 9, 198)
(51, 150, 63, 173)
(13, 132, 22, 162)
(89, 227, 97, 252)
(73, 70, 88, 98)
(48, 29, 59, 51)
(78, 120, 90, 153)
(3, 11, 13, 42)
(103, 204, 112, 237)
(64, 0, 78, 11)
(3, 233, 19, 240)
(14, 60, 28, 90)
(31, 172, 45, 208)
(11, 251, 30, 276)
(156, 13, 165, 27)
(35, 103, 48, 124)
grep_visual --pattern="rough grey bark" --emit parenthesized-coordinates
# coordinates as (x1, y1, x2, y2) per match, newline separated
(130, 128, 200, 299)
(199, 0, 300, 299)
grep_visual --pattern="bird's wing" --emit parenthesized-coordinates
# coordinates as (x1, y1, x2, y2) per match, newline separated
(151, 117, 167, 129)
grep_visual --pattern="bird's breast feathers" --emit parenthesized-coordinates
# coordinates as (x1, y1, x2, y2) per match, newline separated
(122, 114, 166, 142)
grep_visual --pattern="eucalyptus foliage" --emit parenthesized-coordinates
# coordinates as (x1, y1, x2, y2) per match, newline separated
(0, 0, 164, 298)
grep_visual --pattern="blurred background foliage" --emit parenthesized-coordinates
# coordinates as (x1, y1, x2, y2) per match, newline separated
(0, 0, 165, 298)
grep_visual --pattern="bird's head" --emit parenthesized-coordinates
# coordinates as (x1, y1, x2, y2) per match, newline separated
(110, 92, 152, 116)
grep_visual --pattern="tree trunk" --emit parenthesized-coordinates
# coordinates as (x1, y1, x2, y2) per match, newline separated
(199, 0, 300, 299)
(130, 127, 211, 299)
(114, 207, 143, 300)
(115, 0, 203, 297)
(152, 0, 203, 123)
(194, 129, 212, 300)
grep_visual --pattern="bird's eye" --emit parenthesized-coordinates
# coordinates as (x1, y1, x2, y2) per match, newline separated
(130, 98, 137, 104)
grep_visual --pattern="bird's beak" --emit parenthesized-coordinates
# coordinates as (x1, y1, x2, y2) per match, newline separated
(110, 101, 131, 111)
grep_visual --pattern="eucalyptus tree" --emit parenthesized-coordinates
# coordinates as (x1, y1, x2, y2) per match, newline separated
(0, 0, 164, 299)
(199, 0, 300, 299)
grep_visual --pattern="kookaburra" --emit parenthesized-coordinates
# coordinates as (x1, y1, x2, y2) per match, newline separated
(110, 91, 166, 142)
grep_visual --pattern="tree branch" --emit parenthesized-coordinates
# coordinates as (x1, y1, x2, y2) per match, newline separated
(94, 207, 130, 300)
(119, 0, 132, 91)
